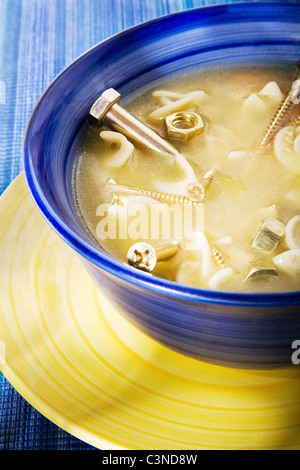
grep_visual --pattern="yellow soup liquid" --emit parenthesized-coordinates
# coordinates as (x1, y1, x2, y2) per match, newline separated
(73, 65, 300, 293)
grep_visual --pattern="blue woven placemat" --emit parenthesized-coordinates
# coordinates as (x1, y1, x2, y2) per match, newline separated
(0, 0, 299, 452)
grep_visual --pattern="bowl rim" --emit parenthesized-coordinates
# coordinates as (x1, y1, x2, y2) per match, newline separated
(23, 1, 300, 308)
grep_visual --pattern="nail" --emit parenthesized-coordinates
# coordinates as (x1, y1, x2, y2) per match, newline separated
(127, 241, 180, 272)
(87, 88, 178, 156)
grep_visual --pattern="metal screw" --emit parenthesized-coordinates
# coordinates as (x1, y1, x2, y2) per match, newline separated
(127, 241, 180, 272)
(290, 115, 300, 127)
(87, 88, 178, 156)
(106, 178, 203, 206)
(259, 60, 300, 149)
(212, 247, 227, 269)
(185, 169, 217, 202)
(205, 233, 228, 269)
(111, 192, 122, 206)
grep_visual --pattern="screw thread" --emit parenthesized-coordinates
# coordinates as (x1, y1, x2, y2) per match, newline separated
(212, 247, 226, 268)
(137, 187, 201, 206)
(259, 95, 294, 149)
(259, 61, 300, 149)
(107, 179, 202, 206)
(200, 169, 217, 189)
(290, 115, 300, 127)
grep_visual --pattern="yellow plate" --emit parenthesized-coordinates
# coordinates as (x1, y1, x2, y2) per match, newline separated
(1, 174, 300, 450)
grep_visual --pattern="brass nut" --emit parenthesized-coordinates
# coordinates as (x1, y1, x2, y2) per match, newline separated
(251, 217, 285, 252)
(165, 111, 204, 141)
(245, 261, 279, 280)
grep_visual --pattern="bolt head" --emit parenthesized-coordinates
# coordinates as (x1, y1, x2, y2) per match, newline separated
(185, 181, 206, 202)
(127, 242, 157, 273)
(87, 88, 120, 128)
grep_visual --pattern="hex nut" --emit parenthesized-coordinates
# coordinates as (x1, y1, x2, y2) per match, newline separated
(245, 261, 279, 280)
(252, 217, 285, 252)
(87, 88, 120, 128)
(165, 111, 204, 141)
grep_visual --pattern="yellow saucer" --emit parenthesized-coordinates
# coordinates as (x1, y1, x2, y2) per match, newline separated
(1, 174, 300, 450)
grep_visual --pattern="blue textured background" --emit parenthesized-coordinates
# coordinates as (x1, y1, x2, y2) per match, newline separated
(0, 0, 299, 451)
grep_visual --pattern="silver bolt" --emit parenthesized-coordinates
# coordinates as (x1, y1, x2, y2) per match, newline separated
(127, 241, 180, 273)
(87, 88, 179, 156)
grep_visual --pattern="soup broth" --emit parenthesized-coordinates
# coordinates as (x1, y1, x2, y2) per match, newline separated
(73, 65, 300, 293)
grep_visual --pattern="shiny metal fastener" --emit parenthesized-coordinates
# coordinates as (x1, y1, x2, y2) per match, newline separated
(212, 247, 227, 269)
(259, 60, 300, 149)
(291, 115, 300, 127)
(111, 192, 122, 206)
(205, 233, 228, 269)
(252, 217, 285, 252)
(87, 88, 178, 156)
(185, 169, 216, 202)
(127, 241, 180, 273)
(245, 261, 279, 280)
(165, 111, 204, 141)
(106, 178, 203, 206)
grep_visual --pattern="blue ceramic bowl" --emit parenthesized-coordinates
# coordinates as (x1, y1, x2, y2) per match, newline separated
(24, 2, 300, 369)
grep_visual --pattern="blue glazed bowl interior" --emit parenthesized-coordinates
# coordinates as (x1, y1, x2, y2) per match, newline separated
(23, 2, 300, 368)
